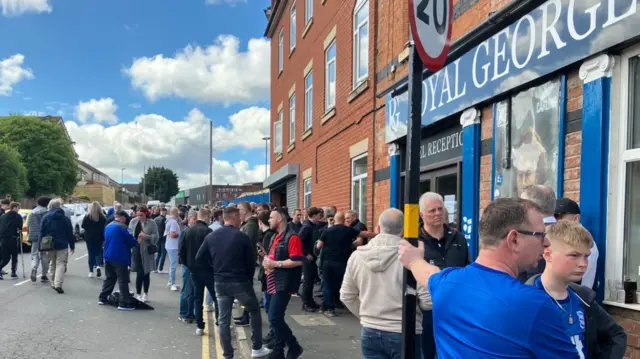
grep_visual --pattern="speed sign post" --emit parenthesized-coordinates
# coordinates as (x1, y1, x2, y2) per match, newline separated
(402, 1, 453, 359)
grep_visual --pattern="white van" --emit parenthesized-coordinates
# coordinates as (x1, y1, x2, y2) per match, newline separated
(147, 200, 161, 208)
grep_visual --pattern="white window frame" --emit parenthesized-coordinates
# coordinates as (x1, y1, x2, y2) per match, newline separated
(290, 2, 297, 51)
(278, 29, 284, 74)
(304, 71, 313, 130)
(351, 153, 367, 218)
(274, 111, 283, 154)
(305, 0, 313, 23)
(303, 177, 312, 208)
(608, 45, 640, 305)
(325, 40, 337, 111)
(353, 0, 369, 88)
(289, 93, 296, 144)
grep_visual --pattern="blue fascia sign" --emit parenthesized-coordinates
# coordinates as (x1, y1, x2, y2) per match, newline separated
(386, 0, 639, 143)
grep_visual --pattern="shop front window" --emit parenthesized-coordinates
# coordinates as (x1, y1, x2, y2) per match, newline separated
(493, 79, 562, 199)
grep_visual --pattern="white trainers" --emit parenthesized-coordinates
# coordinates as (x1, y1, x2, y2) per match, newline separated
(204, 304, 214, 312)
(170, 285, 178, 291)
(195, 328, 204, 336)
(166, 282, 171, 288)
(134, 294, 142, 301)
(251, 346, 272, 358)
(141, 293, 148, 303)
(88, 272, 94, 278)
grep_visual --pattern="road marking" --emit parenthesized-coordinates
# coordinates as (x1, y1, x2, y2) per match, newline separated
(202, 309, 211, 359)
(14, 279, 30, 286)
(74, 254, 88, 260)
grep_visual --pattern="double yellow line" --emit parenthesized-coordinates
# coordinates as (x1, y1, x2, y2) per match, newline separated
(202, 306, 223, 358)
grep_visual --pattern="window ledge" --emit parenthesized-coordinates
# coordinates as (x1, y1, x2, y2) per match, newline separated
(302, 19, 313, 38)
(348, 79, 370, 103)
(289, 46, 296, 57)
(287, 143, 295, 152)
(321, 108, 336, 124)
(322, 0, 326, 4)
(603, 300, 640, 311)
(302, 128, 312, 141)
(278, 69, 283, 79)
(276, 153, 283, 162)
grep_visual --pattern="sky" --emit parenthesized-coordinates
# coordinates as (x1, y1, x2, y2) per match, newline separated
(0, 0, 272, 191)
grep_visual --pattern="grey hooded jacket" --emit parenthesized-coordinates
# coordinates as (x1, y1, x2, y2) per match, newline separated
(27, 206, 48, 243)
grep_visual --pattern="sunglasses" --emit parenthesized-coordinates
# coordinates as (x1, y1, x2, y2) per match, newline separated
(515, 229, 546, 241)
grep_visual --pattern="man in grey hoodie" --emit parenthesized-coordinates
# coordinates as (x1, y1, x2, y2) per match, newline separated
(28, 197, 51, 282)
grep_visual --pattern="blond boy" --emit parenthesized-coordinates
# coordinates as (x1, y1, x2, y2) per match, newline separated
(526, 221, 626, 359)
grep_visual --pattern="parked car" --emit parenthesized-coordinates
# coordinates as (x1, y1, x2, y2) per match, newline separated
(18, 209, 32, 252)
(64, 204, 87, 241)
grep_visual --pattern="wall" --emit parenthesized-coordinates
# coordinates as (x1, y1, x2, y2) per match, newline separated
(73, 184, 115, 205)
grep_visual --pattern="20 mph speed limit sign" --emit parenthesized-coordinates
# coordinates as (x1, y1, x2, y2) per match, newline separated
(409, 0, 453, 72)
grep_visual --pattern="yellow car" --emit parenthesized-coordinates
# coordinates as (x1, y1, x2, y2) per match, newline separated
(19, 209, 32, 252)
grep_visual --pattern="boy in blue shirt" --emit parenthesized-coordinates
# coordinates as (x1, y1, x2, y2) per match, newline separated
(527, 221, 626, 358)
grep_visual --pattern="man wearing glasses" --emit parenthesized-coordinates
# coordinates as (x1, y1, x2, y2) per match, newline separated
(398, 197, 580, 358)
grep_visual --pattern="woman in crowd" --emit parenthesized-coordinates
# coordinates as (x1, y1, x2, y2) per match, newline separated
(164, 206, 182, 291)
(82, 201, 106, 278)
(128, 206, 159, 302)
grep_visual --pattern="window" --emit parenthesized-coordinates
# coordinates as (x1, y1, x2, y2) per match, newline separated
(290, 2, 296, 51)
(303, 178, 312, 208)
(325, 41, 336, 111)
(304, 71, 313, 130)
(274, 111, 283, 154)
(305, 0, 313, 23)
(492, 79, 562, 199)
(351, 154, 367, 218)
(289, 93, 296, 144)
(353, 0, 369, 87)
(278, 29, 284, 73)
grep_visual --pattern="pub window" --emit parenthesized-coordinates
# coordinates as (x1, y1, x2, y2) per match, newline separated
(351, 154, 367, 217)
(492, 79, 562, 199)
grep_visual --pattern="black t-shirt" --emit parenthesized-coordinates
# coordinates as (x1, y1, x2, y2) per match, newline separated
(319, 225, 360, 263)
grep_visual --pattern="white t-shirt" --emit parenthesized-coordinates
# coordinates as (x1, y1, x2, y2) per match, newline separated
(209, 221, 222, 232)
(164, 217, 181, 250)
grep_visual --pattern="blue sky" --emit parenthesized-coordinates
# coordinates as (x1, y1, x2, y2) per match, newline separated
(0, 0, 272, 190)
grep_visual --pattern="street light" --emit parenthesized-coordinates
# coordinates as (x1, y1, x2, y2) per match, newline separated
(121, 168, 125, 203)
(262, 136, 270, 181)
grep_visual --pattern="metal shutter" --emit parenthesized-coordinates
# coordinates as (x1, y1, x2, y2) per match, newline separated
(286, 178, 298, 215)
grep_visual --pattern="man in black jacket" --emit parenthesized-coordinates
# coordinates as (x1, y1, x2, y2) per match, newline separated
(0, 202, 23, 280)
(298, 207, 323, 312)
(179, 208, 213, 336)
(196, 206, 271, 358)
(418, 192, 470, 359)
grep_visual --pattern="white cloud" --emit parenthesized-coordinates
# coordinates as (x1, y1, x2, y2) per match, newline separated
(1, 0, 51, 16)
(66, 107, 270, 190)
(129, 103, 141, 109)
(0, 54, 34, 96)
(205, 0, 247, 5)
(75, 97, 119, 125)
(125, 35, 270, 105)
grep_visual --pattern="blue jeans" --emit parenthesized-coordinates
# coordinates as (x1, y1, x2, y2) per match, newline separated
(155, 237, 167, 271)
(167, 249, 179, 285)
(361, 327, 422, 359)
(268, 291, 299, 353)
(205, 289, 214, 305)
(215, 281, 264, 357)
(86, 241, 103, 272)
(179, 265, 194, 319)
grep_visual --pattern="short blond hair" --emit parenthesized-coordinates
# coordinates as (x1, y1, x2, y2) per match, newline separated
(546, 221, 594, 250)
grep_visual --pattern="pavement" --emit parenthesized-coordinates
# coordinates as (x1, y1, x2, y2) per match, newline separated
(232, 282, 363, 359)
(0, 243, 222, 359)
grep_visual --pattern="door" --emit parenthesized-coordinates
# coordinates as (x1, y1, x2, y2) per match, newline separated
(409, 164, 461, 227)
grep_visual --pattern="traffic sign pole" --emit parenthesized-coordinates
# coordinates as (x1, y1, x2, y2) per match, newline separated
(401, 40, 423, 359)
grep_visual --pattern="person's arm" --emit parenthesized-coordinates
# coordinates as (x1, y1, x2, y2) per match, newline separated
(81, 216, 88, 230)
(416, 282, 433, 311)
(40, 216, 48, 238)
(179, 229, 188, 266)
(169, 221, 179, 239)
(146, 220, 159, 245)
(66, 217, 75, 251)
(123, 226, 138, 248)
(196, 235, 212, 268)
(339, 257, 361, 317)
(316, 230, 326, 250)
(244, 234, 255, 279)
(398, 240, 441, 288)
(594, 302, 627, 358)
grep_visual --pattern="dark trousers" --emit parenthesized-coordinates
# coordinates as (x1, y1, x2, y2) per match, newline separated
(216, 281, 264, 356)
(190, 272, 206, 329)
(99, 261, 132, 306)
(195, 269, 219, 324)
(301, 260, 318, 306)
(321, 260, 346, 310)
(0, 238, 18, 274)
(421, 311, 437, 359)
(132, 248, 150, 294)
(268, 291, 299, 353)
(155, 237, 167, 271)
(86, 241, 103, 272)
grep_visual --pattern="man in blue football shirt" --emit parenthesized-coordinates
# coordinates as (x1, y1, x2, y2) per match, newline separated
(399, 197, 580, 358)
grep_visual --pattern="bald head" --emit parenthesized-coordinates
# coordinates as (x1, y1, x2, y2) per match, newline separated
(378, 208, 404, 237)
(334, 211, 345, 225)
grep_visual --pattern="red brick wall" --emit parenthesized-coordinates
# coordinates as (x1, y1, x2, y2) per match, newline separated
(268, 0, 377, 227)
(479, 105, 493, 215)
(608, 306, 640, 358)
(564, 71, 583, 203)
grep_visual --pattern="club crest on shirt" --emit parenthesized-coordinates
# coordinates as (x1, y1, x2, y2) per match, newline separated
(577, 311, 585, 330)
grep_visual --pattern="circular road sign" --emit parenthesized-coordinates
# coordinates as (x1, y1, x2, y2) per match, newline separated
(409, 0, 453, 72)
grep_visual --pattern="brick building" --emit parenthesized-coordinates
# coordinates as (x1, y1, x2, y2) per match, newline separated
(263, 0, 376, 222)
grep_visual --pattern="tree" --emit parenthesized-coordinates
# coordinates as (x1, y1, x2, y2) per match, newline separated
(0, 144, 29, 199)
(139, 166, 179, 203)
(0, 115, 78, 198)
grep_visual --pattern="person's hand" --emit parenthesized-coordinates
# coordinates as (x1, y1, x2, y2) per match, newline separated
(306, 254, 313, 261)
(398, 240, 425, 270)
(257, 246, 267, 258)
(263, 257, 275, 270)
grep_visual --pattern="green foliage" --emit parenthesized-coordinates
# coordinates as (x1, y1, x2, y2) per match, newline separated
(139, 166, 179, 203)
(0, 115, 78, 198)
(0, 143, 29, 199)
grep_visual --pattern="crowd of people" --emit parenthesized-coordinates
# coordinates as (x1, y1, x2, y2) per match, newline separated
(0, 183, 631, 359)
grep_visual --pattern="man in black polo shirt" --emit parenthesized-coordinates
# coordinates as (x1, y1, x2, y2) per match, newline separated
(298, 207, 323, 312)
(418, 192, 470, 359)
